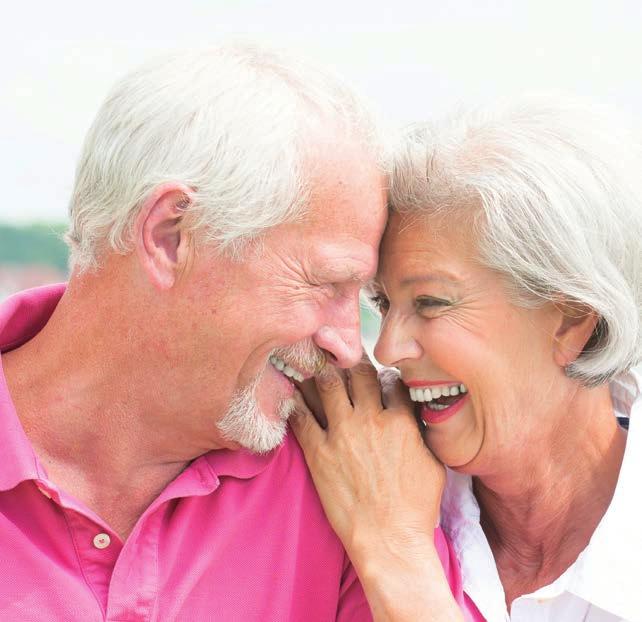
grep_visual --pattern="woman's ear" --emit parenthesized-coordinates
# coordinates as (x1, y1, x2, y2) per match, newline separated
(552, 300, 599, 369)
(133, 182, 194, 290)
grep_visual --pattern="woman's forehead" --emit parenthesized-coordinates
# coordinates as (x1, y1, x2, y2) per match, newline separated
(381, 211, 473, 260)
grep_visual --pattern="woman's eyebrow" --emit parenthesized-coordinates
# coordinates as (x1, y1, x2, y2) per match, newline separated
(399, 272, 459, 287)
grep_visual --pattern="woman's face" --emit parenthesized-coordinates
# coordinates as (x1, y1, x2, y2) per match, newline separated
(372, 211, 565, 474)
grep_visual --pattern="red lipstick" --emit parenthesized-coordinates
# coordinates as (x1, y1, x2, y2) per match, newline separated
(420, 394, 468, 425)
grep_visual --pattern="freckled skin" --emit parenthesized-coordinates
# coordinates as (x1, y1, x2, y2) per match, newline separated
(162, 141, 388, 441)
(0, 76, 400, 556)
(0, 140, 387, 540)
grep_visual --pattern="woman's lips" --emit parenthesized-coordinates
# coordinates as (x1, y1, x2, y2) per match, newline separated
(420, 394, 468, 425)
(406, 379, 458, 387)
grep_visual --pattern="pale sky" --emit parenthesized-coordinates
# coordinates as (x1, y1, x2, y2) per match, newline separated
(1, 0, 641, 223)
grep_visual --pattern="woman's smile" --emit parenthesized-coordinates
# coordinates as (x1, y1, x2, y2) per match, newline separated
(405, 380, 469, 424)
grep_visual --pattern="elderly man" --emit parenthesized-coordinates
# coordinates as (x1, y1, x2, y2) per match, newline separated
(0, 45, 388, 621)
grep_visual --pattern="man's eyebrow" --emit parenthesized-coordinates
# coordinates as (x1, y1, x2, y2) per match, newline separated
(350, 271, 374, 285)
(316, 262, 374, 285)
(332, 271, 372, 286)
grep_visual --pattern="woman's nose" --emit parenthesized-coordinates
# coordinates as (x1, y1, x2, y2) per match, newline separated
(373, 314, 421, 367)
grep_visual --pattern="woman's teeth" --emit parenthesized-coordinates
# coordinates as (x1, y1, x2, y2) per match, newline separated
(269, 355, 304, 382)
(409, 383, 467, 402)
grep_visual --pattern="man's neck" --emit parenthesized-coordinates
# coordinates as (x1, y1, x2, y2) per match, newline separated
(1, 277, 226, 539)
(473, 385, 627, 605)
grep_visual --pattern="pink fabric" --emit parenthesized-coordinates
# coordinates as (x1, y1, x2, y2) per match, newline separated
(434, 526, 485, 621)
(0, 284, 472, 621)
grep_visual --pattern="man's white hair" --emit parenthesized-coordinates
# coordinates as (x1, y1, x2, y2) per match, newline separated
(390, 95, 642, 386)
(66, 43, 386, 271)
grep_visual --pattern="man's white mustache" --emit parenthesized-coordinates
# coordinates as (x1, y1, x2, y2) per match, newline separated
(270, 340, 327, 377)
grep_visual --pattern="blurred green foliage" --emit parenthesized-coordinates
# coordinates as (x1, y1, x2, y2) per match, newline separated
(0, 223, 69, 271)
(360, 303, 381, 344)
(0, 222, 384, 341)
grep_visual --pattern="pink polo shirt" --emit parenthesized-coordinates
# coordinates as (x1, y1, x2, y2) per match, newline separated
(0, 284, 469, 622)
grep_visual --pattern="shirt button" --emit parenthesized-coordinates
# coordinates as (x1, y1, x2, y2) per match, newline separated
(93, 533, 111, 549)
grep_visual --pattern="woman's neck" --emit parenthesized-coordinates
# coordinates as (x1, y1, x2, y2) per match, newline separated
(473, 383, 627, 606)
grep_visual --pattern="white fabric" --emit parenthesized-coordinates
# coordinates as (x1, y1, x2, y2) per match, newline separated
(441, 369, 642, 622)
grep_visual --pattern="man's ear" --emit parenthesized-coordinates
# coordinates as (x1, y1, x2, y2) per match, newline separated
(552, 300, 599, 370)
(134, 182, 194, 290)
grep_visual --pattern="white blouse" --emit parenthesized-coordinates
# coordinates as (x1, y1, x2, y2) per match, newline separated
(440, 369, 642, 622)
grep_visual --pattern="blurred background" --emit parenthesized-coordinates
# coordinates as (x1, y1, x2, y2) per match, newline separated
(1, 0, 641, 343)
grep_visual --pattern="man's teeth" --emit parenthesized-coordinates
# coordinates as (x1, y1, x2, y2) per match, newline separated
(409, 383, 467, 402)
(269, 356, 304, 382)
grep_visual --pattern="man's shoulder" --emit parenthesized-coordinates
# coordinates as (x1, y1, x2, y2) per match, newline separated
(263, 427, 316, 483)
(202, 427, 317, 496)
(0, 284, 66, 351)
(200, 428, 342, 549)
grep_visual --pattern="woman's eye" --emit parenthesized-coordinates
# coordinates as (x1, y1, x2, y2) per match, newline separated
(415, 296, 451, 312)
(369, 294, 390, 314)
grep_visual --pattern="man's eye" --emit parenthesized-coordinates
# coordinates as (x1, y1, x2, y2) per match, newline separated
(369, 294, 390, 314)
(318, 283, 336, 298)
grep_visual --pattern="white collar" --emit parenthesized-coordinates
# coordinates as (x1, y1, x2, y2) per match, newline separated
(570, 369, 641, 620)
(441, 369, 642, 621)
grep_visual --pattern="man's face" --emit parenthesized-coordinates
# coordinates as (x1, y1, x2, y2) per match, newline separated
(182, 144, 387, 453)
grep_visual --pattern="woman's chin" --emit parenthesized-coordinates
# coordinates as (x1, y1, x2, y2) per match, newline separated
(423, 418, 484, 472)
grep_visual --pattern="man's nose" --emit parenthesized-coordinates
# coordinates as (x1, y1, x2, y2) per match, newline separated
(312, 298, 362, 369)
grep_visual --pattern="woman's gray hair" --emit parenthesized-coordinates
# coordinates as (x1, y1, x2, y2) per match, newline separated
(66, 43, 386, 271)
(390, 95, 642, 386)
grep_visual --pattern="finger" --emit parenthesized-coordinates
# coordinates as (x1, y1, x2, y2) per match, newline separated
(314, 364, 352, 427)
(379, 368, 413, 411)
(348, 352, 384, 413)
(297, 377, 328, 429)
(290, 390, 326, 456)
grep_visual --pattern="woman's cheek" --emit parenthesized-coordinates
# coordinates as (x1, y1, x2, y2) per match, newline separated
(424, 401, 483, 470)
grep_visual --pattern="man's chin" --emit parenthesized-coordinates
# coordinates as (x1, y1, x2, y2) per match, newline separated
(259, 396, 296, 425)
(240, 404, 292, 455)
(217, 390, 295, 455)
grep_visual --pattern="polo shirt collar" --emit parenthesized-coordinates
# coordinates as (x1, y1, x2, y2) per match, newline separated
(0, 283, 283, 493)
(0, 283, 66, 352)
(0, 360, 42, 490)
(0, 284, 65, 492)
(204, 441, 285, 480)
(569, 369, 642, 620)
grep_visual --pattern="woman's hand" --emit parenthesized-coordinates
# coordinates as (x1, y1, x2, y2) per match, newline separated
(291, 355, 463, 622)
(292, 357, 444, 551)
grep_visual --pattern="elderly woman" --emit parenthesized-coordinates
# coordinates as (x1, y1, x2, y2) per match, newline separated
(291, 96, 642, 621)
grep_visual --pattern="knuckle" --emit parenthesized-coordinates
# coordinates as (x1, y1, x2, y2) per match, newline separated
(378, 366, 400, 383)
(316, 369, 344, 391)
(350, 360, 376, 377)
(378, 367, 401, 391)
(297, 412, 314, 433)
(290, 413, 309, 438)
(311, 442, 333, 466)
